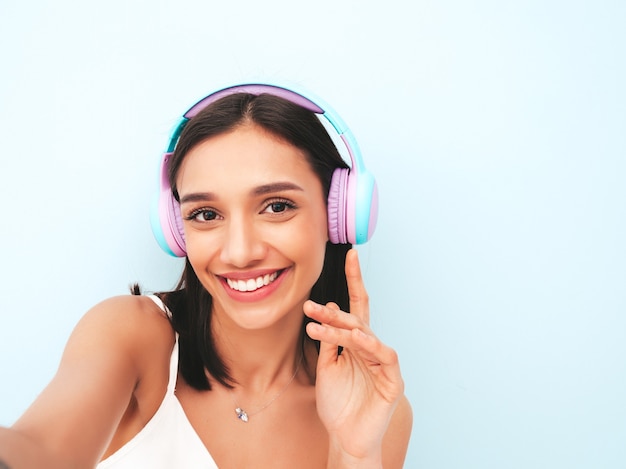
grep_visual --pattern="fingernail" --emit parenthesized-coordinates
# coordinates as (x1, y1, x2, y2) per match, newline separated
(308, 322, 324, 333)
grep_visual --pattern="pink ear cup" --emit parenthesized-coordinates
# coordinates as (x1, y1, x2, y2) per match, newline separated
(165, 194, 186, 255)
(157, 152, 187, 256)
(327, 167, 349, 244)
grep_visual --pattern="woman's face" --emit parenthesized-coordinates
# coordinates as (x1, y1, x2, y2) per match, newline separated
(176, 123, 329, 330)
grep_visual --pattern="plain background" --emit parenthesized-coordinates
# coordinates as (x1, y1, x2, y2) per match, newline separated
(1, 1, 625, 467)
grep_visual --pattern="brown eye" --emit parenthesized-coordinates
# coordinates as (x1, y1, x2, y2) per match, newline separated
(270, 202, 287, 213)
(201, 210, 217, 221)
(185, 209, 219, 222)
(263, 199, 296, 214)
(197, 210, 218, 221)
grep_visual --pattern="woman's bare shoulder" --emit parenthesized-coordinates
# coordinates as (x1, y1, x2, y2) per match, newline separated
(83, 294, 171, 323)
(77, 294, 174, 351)
(8, 295, 176, 467)
(67, 294, 176, 384)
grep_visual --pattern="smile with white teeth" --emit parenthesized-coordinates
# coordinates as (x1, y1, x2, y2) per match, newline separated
(226, 271, 279, 292)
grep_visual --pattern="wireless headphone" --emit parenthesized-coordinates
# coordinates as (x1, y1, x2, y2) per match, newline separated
(150, 82, 379, 257)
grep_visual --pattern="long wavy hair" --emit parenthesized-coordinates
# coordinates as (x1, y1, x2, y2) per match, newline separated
(155, 92, 351, 391)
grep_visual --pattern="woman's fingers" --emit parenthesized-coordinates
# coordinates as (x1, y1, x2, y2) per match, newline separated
(345, 249, 370, 325)
(306, 319, 397, 365)
(304, 301, 348, 364)
(304, 299, 398, 370)
(304, 300, 368, 334)
(304, 248, 377, 364)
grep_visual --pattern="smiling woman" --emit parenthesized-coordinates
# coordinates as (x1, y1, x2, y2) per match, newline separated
(0, 83, 412, 469)
(177, 124, 329, 331)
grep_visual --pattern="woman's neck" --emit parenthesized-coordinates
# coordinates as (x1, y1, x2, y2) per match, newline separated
(210, 307, 306, 393)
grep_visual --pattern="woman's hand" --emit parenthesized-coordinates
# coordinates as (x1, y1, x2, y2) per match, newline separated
(304, 249, 405, 467)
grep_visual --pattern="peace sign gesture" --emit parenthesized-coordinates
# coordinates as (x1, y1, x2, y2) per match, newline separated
(304, 249, 407, 467)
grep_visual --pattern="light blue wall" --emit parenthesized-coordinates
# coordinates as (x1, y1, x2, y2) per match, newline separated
(1, 1, 624, 467)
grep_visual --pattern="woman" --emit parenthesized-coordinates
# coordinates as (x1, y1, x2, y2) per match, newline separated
(0, 83, 412, 468)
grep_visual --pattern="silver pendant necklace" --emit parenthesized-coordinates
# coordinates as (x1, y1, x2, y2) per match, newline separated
(230, 355, 303, 423)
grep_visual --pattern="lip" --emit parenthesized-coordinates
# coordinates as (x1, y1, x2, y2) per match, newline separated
(218, 268, 290, 303)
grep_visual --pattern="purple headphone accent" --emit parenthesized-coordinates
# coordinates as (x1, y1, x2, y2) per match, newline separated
(151, 82, 378, 257)
(156, 152, 186, 257)
(327, 168, 349, 244)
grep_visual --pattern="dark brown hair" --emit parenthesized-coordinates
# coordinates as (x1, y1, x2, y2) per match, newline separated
(159, 92, 351, 390)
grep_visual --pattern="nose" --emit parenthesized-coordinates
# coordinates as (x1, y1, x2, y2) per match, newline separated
(219, 215, 266, 268)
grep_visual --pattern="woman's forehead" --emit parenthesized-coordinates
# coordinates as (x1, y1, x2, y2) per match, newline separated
(176, 126, 320, 196)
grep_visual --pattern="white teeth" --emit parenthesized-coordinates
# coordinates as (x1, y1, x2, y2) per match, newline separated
(226, 272, 279, 292)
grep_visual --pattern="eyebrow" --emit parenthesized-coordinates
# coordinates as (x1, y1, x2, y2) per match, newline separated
(179, 181, 304, 205)
(252, 181, 304, 196)
(179, 192, 217, 204)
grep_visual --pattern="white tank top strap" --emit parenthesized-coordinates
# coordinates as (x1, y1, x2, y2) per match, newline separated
(147, 293, 172, 319)
(147, 294, 179, 396)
